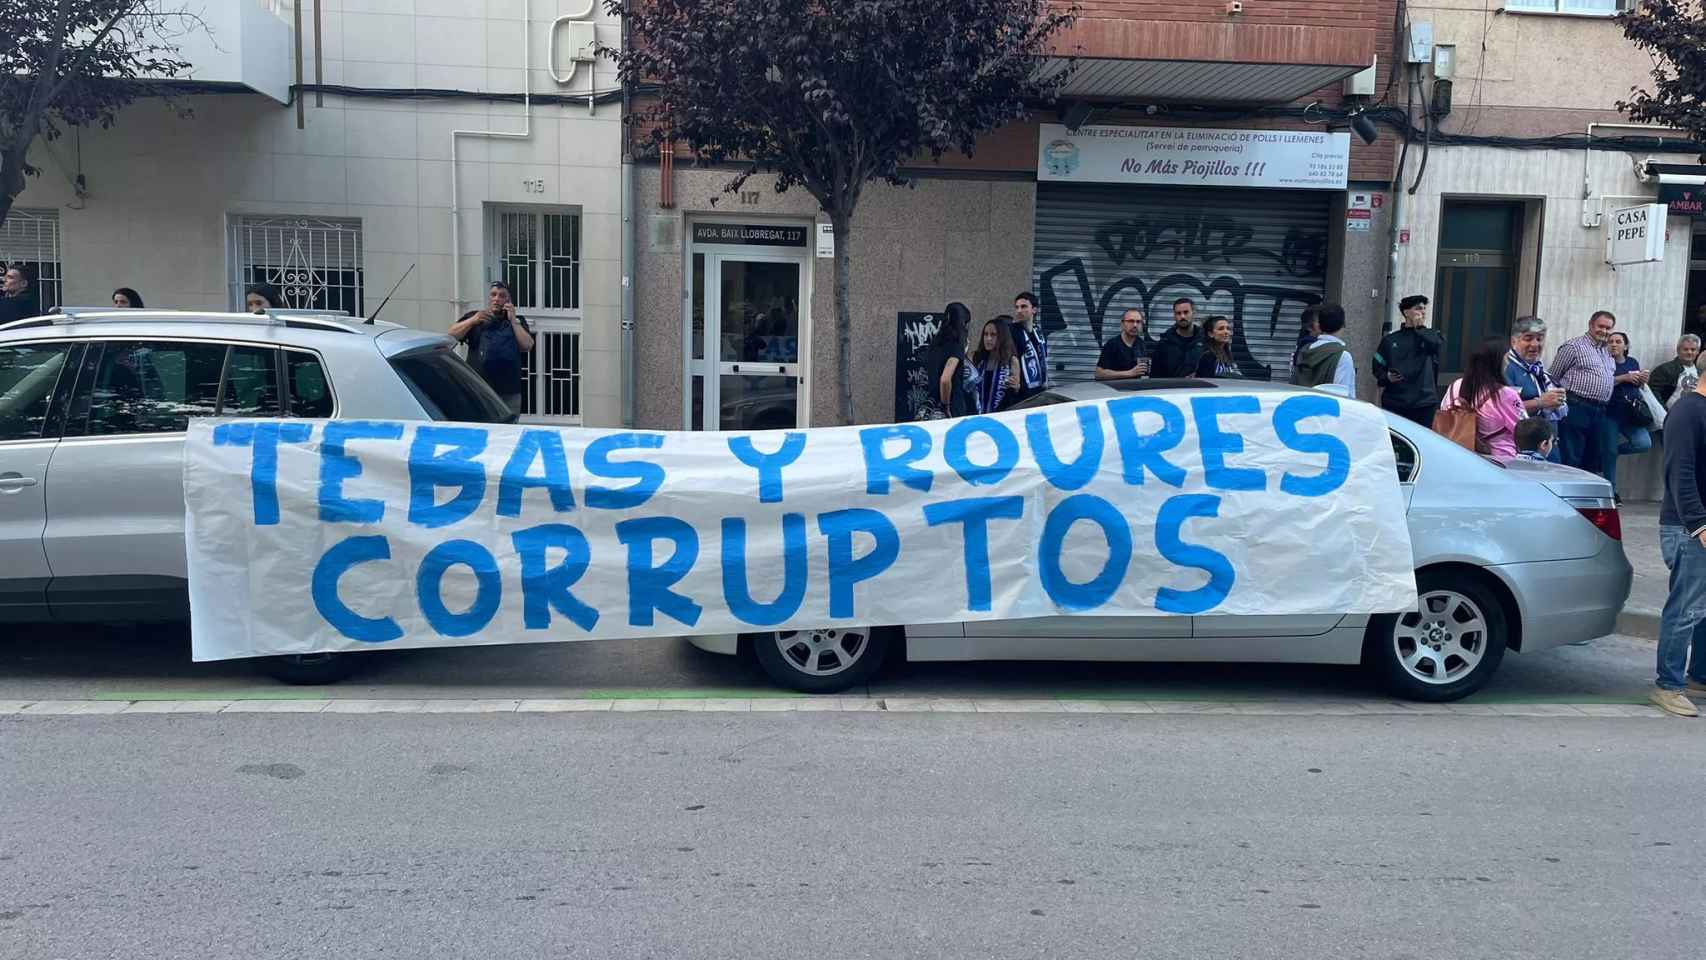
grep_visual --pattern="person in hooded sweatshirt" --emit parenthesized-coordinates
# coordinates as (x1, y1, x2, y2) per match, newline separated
(1290, 303, 1355, 392)
(1151, 297, 1203, 378)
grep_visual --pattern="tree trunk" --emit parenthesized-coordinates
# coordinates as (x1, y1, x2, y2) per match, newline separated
(830, 207, 855, 425)
(0, 143, 27, 230)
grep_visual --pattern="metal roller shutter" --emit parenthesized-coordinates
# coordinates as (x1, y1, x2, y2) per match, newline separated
(1031, 183, 1331, 382)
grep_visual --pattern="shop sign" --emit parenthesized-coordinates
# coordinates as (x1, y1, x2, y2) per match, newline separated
(1605, 203, 1667, 266)
(1659, 182, 1705, 218)
(1037, 124, 1350, 191)
(691, 222, 809, 247)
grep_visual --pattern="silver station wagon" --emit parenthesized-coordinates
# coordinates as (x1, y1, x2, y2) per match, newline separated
(0, 308, 513, 682)
(693, 379, 1634, 702)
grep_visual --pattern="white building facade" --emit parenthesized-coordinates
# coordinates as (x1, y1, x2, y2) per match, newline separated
(1, 0, 626, 426)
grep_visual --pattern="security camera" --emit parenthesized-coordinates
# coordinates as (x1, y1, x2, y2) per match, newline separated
(1225, 1, 1243, 13)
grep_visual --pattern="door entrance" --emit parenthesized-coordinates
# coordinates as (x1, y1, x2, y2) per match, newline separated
(687, 250, 810, 430)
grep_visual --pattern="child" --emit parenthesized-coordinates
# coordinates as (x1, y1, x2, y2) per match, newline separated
(1514, 417, 1555, 462)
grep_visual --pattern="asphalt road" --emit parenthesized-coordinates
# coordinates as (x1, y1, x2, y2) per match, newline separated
(0, 622, 1673, 705)
(3, 711, 1702, 959)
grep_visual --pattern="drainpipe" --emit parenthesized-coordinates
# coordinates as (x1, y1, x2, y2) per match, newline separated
(449, 3, 534, 315)
(621, 12, 636, 427)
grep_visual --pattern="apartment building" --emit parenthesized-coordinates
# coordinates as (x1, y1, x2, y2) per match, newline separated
(2, 0, 625, 426)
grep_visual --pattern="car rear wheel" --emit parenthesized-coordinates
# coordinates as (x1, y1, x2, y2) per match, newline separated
(750, 626, 890, 694)
(256, 652, 361, 685)
(1365, 571, 1508, 702)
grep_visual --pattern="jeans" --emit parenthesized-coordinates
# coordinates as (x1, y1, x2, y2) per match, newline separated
(1656, 525, 1706, 690)
(1559, 397, 1621, 488)
(1618, 423, 1653, 456)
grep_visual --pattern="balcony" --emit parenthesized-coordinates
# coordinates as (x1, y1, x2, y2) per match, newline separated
(170, 0, 293, 103)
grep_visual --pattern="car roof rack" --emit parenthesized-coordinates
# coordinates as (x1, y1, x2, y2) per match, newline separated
(0, 307, 401, 335)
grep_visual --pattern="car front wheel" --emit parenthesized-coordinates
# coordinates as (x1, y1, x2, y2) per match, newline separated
(1364, 571, 1508, 702)
(749, 626, 891, 694)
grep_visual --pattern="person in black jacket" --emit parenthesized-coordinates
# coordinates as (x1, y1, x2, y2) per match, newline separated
(1151, 297, 1202, 378)
(1373, 294, 1444, 427)
(1654, 351, 1706, 717)
(0, 263, 41, 324)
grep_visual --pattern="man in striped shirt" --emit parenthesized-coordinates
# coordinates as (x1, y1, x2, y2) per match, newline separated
(1549, 310, 1620, 486)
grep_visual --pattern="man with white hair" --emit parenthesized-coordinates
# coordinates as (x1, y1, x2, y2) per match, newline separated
(1649, 333, 1701, 407)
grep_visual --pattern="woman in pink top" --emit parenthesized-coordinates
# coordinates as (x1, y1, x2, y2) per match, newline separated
(1440, 336, 1527, 461)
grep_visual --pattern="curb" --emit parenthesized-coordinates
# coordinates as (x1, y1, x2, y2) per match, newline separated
(0, 698, 1668, 718)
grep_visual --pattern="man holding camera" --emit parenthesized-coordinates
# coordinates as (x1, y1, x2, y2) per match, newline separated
(450, 280, 535, 416)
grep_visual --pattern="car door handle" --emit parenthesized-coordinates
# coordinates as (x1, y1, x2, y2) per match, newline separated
(0, 472, 40, 490)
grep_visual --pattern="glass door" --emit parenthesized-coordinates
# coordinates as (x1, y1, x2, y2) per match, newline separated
(688, 252, 808, 431)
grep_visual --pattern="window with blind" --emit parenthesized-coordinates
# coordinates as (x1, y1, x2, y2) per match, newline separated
(1503, 0, 1621, 14)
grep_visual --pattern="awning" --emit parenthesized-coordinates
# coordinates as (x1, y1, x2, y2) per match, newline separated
(1039, 19, 1375, 107)
(1039, 59, 1363, 106)
(1649, 163, 1706, 216)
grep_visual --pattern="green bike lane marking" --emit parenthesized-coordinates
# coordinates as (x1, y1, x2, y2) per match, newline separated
(82, 687, 1651, 705)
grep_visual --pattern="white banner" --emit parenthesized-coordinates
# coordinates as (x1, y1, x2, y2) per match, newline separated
(184, 394, 1416, 661)
(1038, 123, 1350, 190)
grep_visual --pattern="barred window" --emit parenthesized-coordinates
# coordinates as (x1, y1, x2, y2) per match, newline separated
(0, 209, 64, 311)
(229, 215, 364, 315)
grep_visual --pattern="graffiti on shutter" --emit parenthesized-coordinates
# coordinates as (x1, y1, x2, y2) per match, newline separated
(1031, 184, 1330, 383)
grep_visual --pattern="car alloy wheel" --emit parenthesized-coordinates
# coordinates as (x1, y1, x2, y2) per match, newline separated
(774, 628, 868, 678)
(750, 625, 891, 694)
(1392, 589, 1489, 686)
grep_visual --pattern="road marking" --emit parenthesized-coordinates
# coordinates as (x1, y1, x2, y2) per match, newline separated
(0, 698, 1670, 717)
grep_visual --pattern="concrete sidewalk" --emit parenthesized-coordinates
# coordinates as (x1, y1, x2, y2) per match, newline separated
(1617, 501, 1662, 639)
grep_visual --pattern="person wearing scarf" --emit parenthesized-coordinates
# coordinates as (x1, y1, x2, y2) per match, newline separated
(1505, 316, 1568, 462)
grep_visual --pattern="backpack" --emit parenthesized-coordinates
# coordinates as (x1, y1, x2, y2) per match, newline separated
(475, 317, 522, 388)
(1291, 341, 1346, 387)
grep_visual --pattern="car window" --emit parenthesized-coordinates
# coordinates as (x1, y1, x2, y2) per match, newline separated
(83, 341, 225, 436)
(389, 348, 514, 423)
(286, 350, 334, 418)
(0, 343, 75, 441)
(221, 346, 282, 418)
(1392, 431, 1418, 483)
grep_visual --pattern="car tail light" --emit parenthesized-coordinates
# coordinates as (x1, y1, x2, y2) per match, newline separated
(1577, 506, 1622, 540)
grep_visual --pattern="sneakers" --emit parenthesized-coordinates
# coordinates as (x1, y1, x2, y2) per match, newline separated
(1651, 687, 1700, 718)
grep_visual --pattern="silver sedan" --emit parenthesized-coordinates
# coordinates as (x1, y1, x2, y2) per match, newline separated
(692, 379, 1633, 702)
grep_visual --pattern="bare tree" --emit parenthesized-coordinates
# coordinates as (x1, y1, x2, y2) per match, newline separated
(1, 0, 195, 226)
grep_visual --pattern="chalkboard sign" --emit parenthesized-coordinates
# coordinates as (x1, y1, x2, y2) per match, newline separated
(894, 311, 941, 423)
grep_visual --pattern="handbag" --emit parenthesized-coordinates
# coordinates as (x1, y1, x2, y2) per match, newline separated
(1619, 388, 1654, 429)
(1434, 383, 1489, 455)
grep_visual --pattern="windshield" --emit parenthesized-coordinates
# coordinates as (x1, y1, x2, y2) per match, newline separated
(389, 348, 516, 424)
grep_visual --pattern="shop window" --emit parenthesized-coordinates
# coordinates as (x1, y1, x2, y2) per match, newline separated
(229, 215, 365, 316)
(1434, 200, 1522, 373)
(0, 208, 63, 312)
